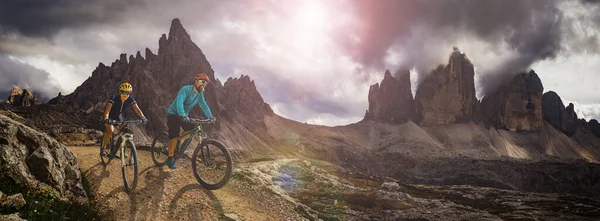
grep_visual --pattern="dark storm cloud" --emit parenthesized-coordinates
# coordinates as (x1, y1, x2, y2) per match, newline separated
(347, 0, 556, 65)
(343, 0, 595, 96)
(581, 0, 600, 4)
(0, 54, 63, 101)
(0, 0, 143, 38)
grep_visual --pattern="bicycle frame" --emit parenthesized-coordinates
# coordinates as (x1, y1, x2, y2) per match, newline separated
(108, 123, 136, 157)
(175, 125, 205, 158)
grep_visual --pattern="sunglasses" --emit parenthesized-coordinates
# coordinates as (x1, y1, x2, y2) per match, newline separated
(195, 79, 208, 84)
(120, 91, 130, 95)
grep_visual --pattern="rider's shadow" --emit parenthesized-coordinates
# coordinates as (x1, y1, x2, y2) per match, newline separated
(168, 184, 223, 221)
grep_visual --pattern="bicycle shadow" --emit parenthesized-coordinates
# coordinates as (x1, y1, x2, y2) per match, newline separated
(96, 160, 169, 221)
(167, 184, 223, 221)
(126, 164, 170, 221)
(83, 162, 111, 191)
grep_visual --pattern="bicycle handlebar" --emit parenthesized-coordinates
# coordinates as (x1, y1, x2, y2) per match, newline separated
(106, 119, 146, 125)
(189, 118, 216, 124)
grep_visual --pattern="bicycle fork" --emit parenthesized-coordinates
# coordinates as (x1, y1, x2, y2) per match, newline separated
(201, 143, 215, 168)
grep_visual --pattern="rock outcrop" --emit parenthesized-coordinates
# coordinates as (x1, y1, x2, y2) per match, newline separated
(482, 70, 544, 132)
(6, 86, 40, 107)
(0, 114, 87, 204)
(220, 75, 274, 130)
(587, 119, 600, 137)
(365, 70, 413, 124)
(414, 49, 476, 126)
(6, 86, 22, 104)
(47, 92, 66, 105)
(542, 91, 579, 136)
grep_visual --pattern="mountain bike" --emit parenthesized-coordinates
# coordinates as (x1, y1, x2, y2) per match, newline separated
(151, 118, 233, 190)
(100, 119, 145, 192)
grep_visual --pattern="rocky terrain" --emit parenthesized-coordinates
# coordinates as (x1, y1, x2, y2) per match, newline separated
(0, 114, 98, 220)
(1, 18, 600, 220)
(66, 145, 600, 221)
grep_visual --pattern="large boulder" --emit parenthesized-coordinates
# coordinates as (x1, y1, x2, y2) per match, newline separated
(482, 70, 544, 132)
(0, 114, 87, 205)
(542, 91, 578, 136)
(365, 69, 413, 124)
(413, 49, 476, 126)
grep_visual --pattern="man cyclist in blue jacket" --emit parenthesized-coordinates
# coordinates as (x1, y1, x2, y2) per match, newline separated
(166, 73, 215, 169)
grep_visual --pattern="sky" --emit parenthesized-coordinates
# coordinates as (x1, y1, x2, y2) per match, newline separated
(1, 0, 599, 126)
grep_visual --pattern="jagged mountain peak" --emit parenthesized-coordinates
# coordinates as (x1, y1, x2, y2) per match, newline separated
(168, 18, 190, 41)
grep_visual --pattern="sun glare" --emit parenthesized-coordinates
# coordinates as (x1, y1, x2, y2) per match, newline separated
(295, 0, 329, 29)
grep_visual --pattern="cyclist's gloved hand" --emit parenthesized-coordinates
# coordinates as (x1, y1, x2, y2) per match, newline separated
(181, 115, 191, 123)
(209, 117, 216, 123)
(140, 117, 148, 124)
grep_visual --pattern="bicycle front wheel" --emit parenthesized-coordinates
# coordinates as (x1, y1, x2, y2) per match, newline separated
(121, 139, 138, 192)
(151, 132, 169, 166)
(99, 137, 108, 166)
(192, 139, 233, 190)
(100, 133, 114, 166)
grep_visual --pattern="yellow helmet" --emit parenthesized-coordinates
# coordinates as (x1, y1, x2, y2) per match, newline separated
(119, 82, 133, 92)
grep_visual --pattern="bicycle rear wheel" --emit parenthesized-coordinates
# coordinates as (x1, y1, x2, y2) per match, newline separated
(121, 139, 138, 192)
(151, 132, 170, 166)
(192, 139, 233, 190)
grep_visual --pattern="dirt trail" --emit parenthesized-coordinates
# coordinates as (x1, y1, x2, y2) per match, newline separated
(69, 146, 600, 221)
(69, 146, 304, 221)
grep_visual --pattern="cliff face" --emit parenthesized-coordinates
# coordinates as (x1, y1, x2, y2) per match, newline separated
(220, 75, 274, 130)
(365, 70, 413, 124)
(542, 91, 579, 136)
(482, 71, 544, 132)
(413, 50, 476, 126)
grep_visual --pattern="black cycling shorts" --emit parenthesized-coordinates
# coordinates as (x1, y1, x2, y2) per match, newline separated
(167, 114, 196, 139)
(108, 113, 123, 121)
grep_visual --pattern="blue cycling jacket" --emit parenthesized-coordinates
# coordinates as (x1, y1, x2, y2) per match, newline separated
(167, 85, 213, 118)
